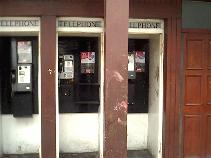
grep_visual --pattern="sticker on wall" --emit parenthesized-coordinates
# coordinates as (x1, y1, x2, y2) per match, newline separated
(80, 52, 95, 74)
(135, 51, 145, 72)
(17, 41, 32, 63)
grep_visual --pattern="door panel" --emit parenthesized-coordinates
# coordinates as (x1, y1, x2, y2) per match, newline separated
(206, 38, 211, 158)
(184, 33, 211, 158)
(185, 75, 203, 106)
(184, 115, 202, 158)
(208, 40, 211, 69)
(187, 40, 204, 69)
(207, 76, 211, 104)
(206, 115, 211, 158)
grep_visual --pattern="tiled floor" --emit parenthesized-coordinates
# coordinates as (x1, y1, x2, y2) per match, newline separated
(1, 150, 153, 158)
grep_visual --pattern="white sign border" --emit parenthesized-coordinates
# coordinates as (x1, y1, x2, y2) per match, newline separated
(129, 19, 164, 34)
(0, 17, 40, 33)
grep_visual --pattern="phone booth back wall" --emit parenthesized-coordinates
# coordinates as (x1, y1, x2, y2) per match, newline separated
(0, 39, 2, 157)
(128, 39, 149, 113)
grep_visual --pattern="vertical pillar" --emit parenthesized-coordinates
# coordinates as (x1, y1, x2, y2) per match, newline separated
(104, 1, 129, 158)
(41, 16, 56, 158)
(164, 17, 182, 158)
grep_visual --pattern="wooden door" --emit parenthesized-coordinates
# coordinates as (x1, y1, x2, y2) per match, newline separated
(184, 32, 211, 158)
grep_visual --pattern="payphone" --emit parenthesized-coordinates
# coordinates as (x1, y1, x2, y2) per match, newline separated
(11, 39, 32, 93)
(128, 52, 136, 80)
(128, 51, 145, 79)
(10, 38, 35, 117)
(59, 54, 74, 80)
(58, 53, 75, 113)
(0, 37, 38, 117)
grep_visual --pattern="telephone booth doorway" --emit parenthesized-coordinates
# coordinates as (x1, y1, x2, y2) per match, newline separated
(0, 17, 41, 158)
(127, 19, 164, 158)
(56, 18, 104, 158)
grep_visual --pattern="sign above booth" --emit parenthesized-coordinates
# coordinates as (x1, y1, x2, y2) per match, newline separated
(0, 19, 39, 27)
(58, 20, 102, 28)
(57, 17, 104, 33)
(0, 17, 40, 33)
(57, 18, 163, 34)
(129, 21, 161, 29)
(129, 19, 164, 34)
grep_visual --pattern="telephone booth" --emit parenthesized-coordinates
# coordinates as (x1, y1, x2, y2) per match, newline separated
(127, 19, 164, 158)
(56, 18, 104, 158)
(0, 0, 185, 157)
(0, 18, 41, 158)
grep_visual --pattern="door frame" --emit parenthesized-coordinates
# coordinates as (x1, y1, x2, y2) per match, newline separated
(181, 28, 211, 158)
(0, 17, 42, 157)
(128, 19, 164, 158)
(56, 17, 104, 158)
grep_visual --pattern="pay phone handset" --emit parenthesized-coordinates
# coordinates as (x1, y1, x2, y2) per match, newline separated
(11, 39, 33, 93)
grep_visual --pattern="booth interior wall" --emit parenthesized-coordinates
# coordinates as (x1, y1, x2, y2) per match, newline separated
(2, 115, 40, 154)
(59, 114, 99, 153)
(0, 67, 2, 157)
(127, 114, 148, 150)
(147, 36, 162, 158)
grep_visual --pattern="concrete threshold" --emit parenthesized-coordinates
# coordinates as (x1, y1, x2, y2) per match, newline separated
(60, 150, 154, 158)
(2, 154, 39, 158)
(1, 150, 154, 158)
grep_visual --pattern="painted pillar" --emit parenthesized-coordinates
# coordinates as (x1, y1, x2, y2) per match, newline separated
(104, 0, 129, 158)
(41, 16, 57, 158)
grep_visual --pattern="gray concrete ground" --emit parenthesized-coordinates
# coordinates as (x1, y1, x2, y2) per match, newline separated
(1, 150, 154, 158)
(128, 150, 154, 158)
(60, 150, 154, 158)
(1, 154, 39, 158)
(60, 153, 97, 158)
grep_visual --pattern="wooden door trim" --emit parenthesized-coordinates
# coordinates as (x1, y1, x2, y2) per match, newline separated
(162, 17, 182, 158)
